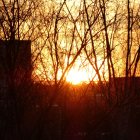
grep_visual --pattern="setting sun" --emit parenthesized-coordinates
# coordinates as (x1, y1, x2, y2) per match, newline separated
(66, 68, 90, 85)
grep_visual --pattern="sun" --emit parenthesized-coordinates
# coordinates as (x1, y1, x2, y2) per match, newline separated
(66, 68, 90, 85)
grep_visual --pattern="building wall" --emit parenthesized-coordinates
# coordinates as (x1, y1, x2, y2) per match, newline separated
(0, 40, 32, 86)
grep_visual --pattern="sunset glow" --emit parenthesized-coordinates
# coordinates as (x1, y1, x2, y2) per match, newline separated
(66, 68, 90, 85)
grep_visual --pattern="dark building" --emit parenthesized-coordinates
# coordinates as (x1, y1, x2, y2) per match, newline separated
(0, 40, 32, 139)
(0, 40, 32, 86)
(0, 39, 32, 107)
(109, 76, 140, 101)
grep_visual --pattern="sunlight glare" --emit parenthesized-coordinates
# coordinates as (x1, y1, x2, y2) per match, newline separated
(66, 68, 89, 85)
